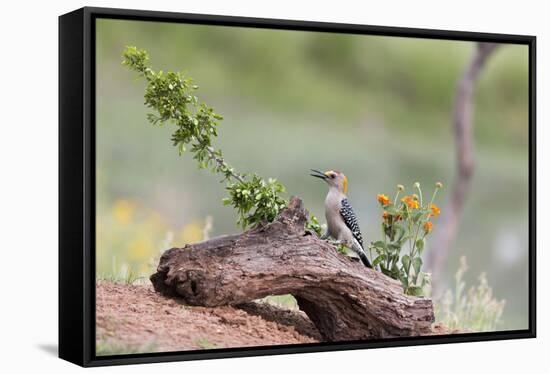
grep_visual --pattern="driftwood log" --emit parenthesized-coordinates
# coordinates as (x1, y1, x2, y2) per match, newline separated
(151, 197, 434, 341)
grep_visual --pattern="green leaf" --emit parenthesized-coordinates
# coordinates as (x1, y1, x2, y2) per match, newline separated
(337, 244, 347, 254)
(388, 243, 401, 252)
(373, 255, 386, 267)
(413, 257, 423, 275)
(402, 254, 411, 270)
(415, 238, 424, 254)
(178, 143, 186, 155)
(372, 241, 386, 249)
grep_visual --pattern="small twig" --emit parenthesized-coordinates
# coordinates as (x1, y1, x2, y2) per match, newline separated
(205, 146, 246, 183)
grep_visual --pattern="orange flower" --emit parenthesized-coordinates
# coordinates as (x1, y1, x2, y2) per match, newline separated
(401, 195, 419, 209)
(430, 203, 441, 217)
(424, 221, 433, 233)
(377, 194, 391, 206)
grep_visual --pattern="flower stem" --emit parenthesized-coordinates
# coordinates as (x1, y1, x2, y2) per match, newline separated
(415, 184, 423, 208)
(394, 190, 401, 205)
(429, 186, 440, 207)
(382, 223, 389, 269)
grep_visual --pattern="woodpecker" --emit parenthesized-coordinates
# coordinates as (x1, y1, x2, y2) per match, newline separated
(310, 169, 372, 268)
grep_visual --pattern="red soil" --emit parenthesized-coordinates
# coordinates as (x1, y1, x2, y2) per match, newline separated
(96, 282, 459, 355)
(96, 282, 320, 355)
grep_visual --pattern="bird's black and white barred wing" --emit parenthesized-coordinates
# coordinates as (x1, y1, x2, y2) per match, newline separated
(340, 198, 364, 249)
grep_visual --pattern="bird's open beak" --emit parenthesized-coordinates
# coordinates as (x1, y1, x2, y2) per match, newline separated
(310, 169, 327, 180)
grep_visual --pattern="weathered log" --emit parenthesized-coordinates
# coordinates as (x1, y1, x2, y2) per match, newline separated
(150, 197, 434, 341)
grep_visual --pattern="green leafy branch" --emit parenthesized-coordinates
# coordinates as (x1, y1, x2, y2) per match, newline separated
(122, 46, 287, 229)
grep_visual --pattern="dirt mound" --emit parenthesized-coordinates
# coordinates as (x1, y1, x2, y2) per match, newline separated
(96, 282, 320, 355)
(96, 282, 458, 355)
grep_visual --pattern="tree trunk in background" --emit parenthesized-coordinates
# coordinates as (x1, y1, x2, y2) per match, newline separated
(151, 197, 434, 341)
(426, 43, 499, 293)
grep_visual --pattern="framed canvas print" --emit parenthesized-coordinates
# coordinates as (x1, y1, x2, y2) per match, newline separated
(59, 7, 536, 367)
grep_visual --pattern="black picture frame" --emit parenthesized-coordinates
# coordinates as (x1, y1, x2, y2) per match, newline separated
(59, 6, 537, 367)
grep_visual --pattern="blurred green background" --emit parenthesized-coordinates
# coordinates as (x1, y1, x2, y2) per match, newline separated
(95, 19, 529, 331)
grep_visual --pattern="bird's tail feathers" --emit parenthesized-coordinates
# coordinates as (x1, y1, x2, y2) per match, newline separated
(357, 250, 372, 268)
(351, 240, 372, 268)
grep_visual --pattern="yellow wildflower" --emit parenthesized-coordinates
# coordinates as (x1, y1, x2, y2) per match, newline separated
(112, 199, 135, 225)
(377, 194, 391, 206)
(179, 221, 204, 244)
(401, 195, 419, 209)
(430, 203, 441, 217)
(126, 234, 154, 262)
(424, 221, 433, 234)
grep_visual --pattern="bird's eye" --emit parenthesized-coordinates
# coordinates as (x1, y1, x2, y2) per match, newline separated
(330, 174, 335, 179)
